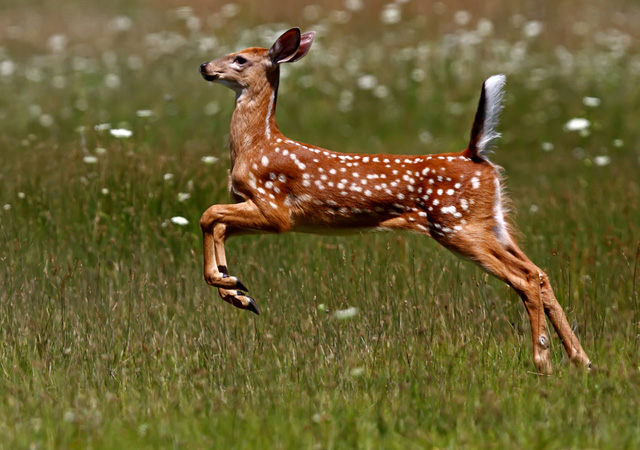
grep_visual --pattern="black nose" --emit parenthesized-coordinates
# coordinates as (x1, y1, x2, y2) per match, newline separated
(199, 63, 208, 73)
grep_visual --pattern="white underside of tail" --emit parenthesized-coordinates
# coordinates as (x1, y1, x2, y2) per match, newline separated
(477, 74, 506, 158)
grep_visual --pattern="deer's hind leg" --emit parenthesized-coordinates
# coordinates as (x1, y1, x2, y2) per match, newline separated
(436, 228, 590, 373)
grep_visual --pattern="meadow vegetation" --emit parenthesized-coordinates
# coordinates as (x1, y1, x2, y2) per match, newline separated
(0, 0, 639, 448)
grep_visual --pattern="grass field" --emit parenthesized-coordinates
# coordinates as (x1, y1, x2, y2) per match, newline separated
(1, 0, 639, 448)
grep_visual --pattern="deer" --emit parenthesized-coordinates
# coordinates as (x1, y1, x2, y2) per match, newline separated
(198, 27, 591, 373)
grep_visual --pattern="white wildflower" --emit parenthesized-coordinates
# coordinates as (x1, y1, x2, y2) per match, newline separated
(2, 204, 11, 211)
(201, 155, 219, 165)
(541, 142, 554, 152)
(612, 139, 624, 148)
(593, 156, 611, 167)
(380, 4, 401, 24)
(163, 173, 174, 181)
(338, 89, 354, 113)
(177, 192, 190, 202)
(39, 114, 54, 127)
(52, 75, 66, 89)
(411, 68, 425, 82)
(63, 410, 75, 423)
(419, 130, 433, 145)
(344, 0, 363, 11)
(94, 147, 107, 155)
(523, 20, 543, 38)
(373, 85, 389, 98)
(138, 423, 149, 437)
(83, 155, 98, 164)
(110, 15, 133, 32)
(334, 307, 358, 320)
(454, 10, 472, 26)
(94, 123, 111, 131)
(101, 188, 109, 195)
(329, 10, 351, 24)
(0, 60, 16, 77)
(170, 216, 189, 226)
(48, 34, 67, 53)
(220, 3, 239, 18)
(350, 367, 365, 377)
(27, 104, 42, 118)
(582, 96, 601, 107)
(104, 73, 121, 89)
(17, 192, 25, 199)
(357, 74, 377, 90)
(110, 128, 133, 138)
(564, 118, 590, 132)
(136, 109, 153, 117)
(477, 18, 494, 36)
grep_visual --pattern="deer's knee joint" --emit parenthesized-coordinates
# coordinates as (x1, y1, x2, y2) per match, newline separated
(204, 270, 218, 286)
(200, 210, 216, 230)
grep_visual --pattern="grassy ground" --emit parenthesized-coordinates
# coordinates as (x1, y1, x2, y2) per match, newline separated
(1, 0, 639, 448)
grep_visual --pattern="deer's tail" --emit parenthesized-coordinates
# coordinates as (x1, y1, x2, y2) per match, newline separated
(465, 74, 506, 162)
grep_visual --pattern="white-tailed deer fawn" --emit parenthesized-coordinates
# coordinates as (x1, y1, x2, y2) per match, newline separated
(198, 28, 591, 373)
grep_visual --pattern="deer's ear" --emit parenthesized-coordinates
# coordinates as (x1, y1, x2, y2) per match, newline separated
(269, 28, 314, 64)
(289, 31, 315, 63)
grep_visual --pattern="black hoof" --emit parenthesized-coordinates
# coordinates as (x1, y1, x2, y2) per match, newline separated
(235, 279, 249, 292)
(245, 295, 260, 315)
(222, 273, 249, 292)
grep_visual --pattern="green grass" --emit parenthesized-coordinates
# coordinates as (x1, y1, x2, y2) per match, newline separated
(1, 0, 639, 448)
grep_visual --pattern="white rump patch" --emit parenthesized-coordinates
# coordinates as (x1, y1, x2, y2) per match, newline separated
(492, 177, 509, 244)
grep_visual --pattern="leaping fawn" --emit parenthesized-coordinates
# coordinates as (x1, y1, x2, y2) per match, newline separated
(198, 28, 591, 373)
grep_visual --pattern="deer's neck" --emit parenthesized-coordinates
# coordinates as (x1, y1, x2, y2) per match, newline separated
(229, 70, 280, 166)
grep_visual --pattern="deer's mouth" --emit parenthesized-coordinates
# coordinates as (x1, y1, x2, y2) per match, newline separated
(199, 63, 219, 82)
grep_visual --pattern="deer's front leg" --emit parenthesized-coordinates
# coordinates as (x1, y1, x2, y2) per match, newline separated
(201, 219, 248, 291)
(212, 222, 261, 314)
(200, 200, 290, 314)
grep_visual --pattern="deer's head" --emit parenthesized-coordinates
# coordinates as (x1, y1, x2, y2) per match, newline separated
(199, 28, 315, 94)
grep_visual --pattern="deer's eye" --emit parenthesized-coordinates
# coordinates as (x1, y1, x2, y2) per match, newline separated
(233, 56, 247, 65)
